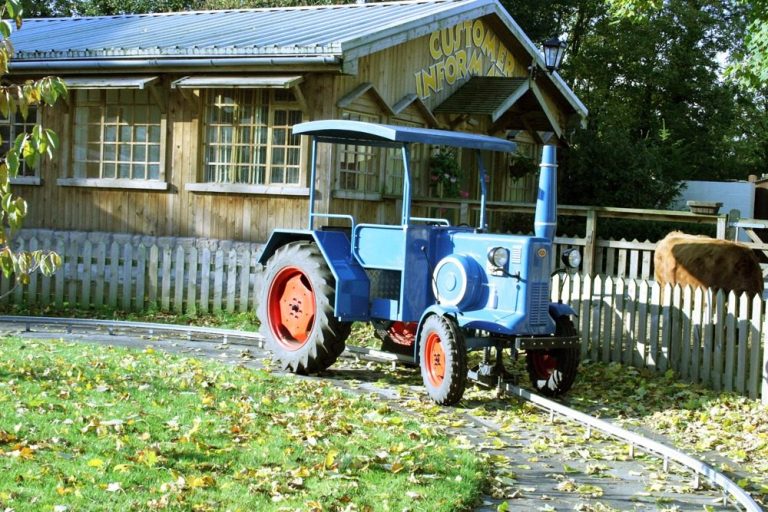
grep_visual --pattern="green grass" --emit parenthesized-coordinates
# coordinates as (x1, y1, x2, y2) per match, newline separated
(0, 337, 485, 511)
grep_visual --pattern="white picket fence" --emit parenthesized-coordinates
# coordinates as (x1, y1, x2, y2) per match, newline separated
(552, 274, 768, 403)
(0, 231, 263, 315)
(2, 230, 767, 403)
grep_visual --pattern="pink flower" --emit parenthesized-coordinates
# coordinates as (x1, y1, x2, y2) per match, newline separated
(459, 190, 469, 198)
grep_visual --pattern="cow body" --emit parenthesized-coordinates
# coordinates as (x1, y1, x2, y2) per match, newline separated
(654, 232, 764, 296)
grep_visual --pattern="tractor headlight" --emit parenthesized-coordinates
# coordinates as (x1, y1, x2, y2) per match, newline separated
(488, 247, 509, 268)
(561, 248, 582, 269)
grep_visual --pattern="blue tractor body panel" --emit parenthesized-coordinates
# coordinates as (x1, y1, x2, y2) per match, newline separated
(425, 229, 557, 335)
(259, 229, 370, 321)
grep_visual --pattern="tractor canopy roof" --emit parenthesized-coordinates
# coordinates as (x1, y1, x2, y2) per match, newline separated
(293, 120, 517, 153)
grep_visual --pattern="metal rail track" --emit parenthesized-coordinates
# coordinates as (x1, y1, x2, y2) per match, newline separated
(0, 315, 762, 512)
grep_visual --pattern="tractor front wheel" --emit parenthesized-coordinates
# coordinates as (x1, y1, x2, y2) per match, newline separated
(258, 241, 350, 373)
(525, 316, 579, 396)
(419, 315, 467, 405)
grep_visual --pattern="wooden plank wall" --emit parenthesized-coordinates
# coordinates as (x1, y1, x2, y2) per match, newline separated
(19, 78, 314, 243)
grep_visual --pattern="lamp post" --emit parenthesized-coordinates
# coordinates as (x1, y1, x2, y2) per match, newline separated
(543, 37, 567, 72)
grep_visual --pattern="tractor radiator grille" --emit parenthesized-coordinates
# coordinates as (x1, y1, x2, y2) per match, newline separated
(528, 282, 549, 326)
(367, 269, 401, 300)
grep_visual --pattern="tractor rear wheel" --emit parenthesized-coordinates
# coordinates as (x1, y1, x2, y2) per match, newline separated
(525, 316, 579, 396)
(258, 241, 350, 374)
(419, 315, 467, 405)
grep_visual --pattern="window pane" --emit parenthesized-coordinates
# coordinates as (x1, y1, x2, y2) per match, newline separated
(73, 161, 86, 178)
(119, 144, 131, 161)
(71, 89, 163, 181)
(202, 88, 302, 186)
(88, 162, 103, 178)
(273, 128, 286, 146)
(286, 168, 299, 184)
(119, 125, 132, 142)
(103, 143, 116, 161)
(287, 147, 300, 166)
(87, 143, 101, 161)
(270, 166, 284, 184)
(135, 126, 147, 143)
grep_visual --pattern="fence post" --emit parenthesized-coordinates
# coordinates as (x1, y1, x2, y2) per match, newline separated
(720, 211, 732, 240)
(762, 311, 768, 404)
(583, 209, 597, 276)
(459, 201, 469, 225)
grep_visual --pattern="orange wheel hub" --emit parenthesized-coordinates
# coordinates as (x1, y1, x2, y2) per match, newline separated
(267, 266, 316, 350)
(424, 332, 446, 387)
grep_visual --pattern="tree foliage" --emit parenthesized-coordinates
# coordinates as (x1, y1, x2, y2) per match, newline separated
(503, 0, 766, 221)
(0, 0, 64, 286)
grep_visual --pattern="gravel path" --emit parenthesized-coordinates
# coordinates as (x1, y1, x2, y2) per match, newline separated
(0, 323, 738, 511)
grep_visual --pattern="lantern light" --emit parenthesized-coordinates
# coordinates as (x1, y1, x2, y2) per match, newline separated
(543, 37, 567, 72)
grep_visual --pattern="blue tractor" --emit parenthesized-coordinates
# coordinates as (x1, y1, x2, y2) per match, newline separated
(257, 120, 581, 405)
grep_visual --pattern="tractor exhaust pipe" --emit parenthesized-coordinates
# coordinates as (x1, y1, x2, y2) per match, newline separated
(534, 145, 557, 241)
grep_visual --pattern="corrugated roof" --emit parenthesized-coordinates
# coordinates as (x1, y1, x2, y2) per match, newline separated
(434, 77, 528, 115)
(8, 0, 587, 119)
(10, 0, 476, 60)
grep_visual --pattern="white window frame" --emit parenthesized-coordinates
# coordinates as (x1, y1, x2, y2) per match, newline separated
(185, 88, 307, 196)
(59, 85, 168, 191)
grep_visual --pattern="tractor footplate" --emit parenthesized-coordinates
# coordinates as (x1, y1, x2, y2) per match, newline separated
(515, 335, 580, 351)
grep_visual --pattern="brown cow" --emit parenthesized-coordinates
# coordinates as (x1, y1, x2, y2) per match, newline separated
(654, 231, 764, 296)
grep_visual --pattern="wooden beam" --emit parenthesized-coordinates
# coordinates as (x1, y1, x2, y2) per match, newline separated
(521, 114, 544, 144)
(529, 81, 562, 138)
(491, 80, 529, 122)
(336, 82, 394, 115)
(149, 83, 167, 114)
(292, 83, 309, 114)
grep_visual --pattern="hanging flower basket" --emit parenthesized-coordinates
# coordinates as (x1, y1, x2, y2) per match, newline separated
(429, 148, 461, 198)
(508, 154, 538, 180)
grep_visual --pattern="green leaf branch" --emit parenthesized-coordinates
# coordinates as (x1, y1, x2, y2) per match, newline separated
(0, 0, 66, 296)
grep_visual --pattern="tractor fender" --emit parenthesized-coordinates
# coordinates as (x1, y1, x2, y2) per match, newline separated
(258, 229, 315, 265)
(259, 229, 370, 321)
(412, 305, 457, 360)
(549, 302, 577, 319)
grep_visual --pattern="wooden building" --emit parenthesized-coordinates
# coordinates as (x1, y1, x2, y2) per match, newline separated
(8, 0, 587, 243)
